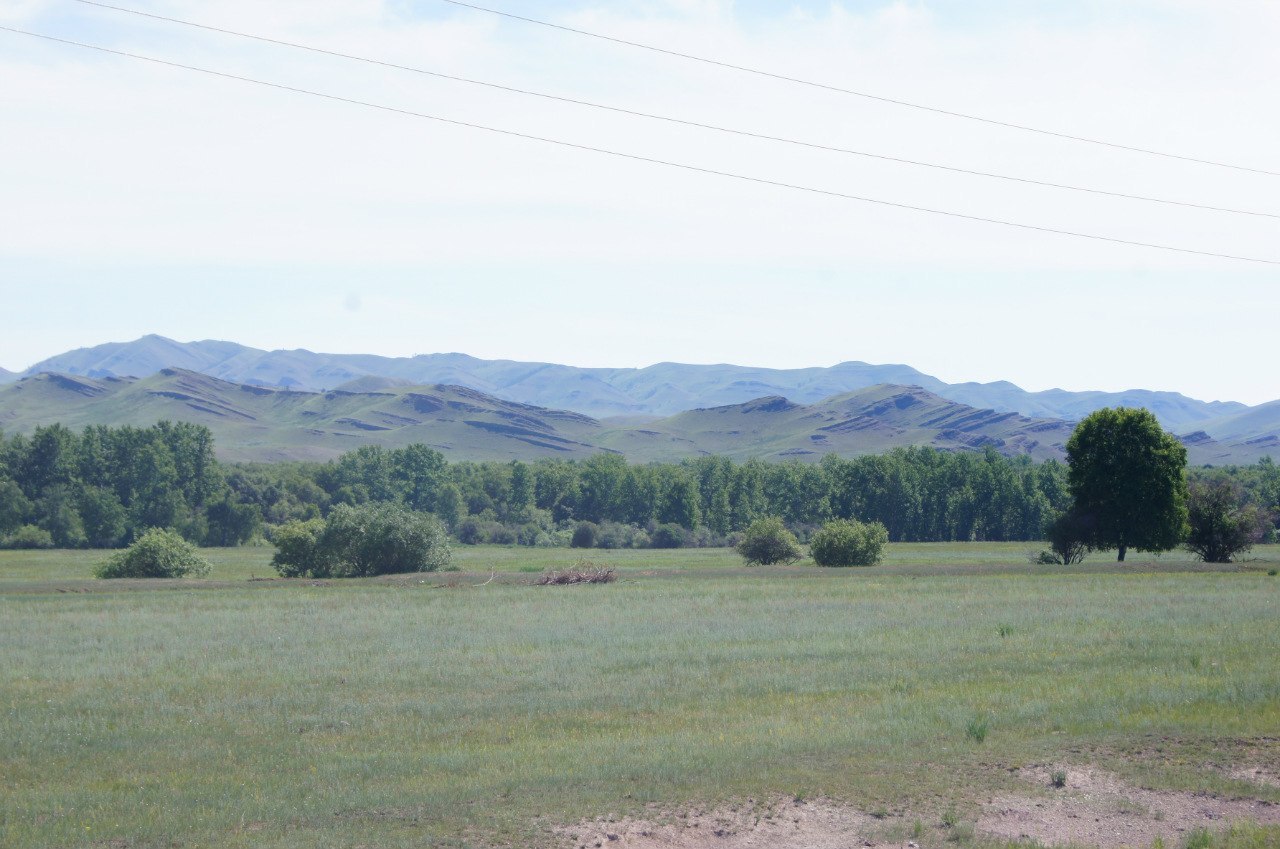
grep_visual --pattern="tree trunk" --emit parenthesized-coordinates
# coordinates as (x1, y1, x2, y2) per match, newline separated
(1117, 544, 1127, 562)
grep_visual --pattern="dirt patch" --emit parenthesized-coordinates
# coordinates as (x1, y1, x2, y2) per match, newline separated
(558, 797, 895, 849)
(979, 765, 1280, 847)
(1230, 767, 1280, 789)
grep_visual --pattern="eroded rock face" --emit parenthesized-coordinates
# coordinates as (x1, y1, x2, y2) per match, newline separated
(979, 765, 1280, 847)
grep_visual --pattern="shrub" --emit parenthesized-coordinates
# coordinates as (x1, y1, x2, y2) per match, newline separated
(2, 524, 55, 550)
(270, 519, 330, 578)
(736, 517, 802, 566)
(456, 517, 483, 545)
(486, 523, 517, 546)
(517, 523, 542, 546)
(649, 523, 688, 549)
(595, 521, 631, 550)
(272, 504, 451, 578)
(809, 518, 888, 567)
(1043, 509, 1091, 565)
(1185, 478, 1272, 563)
(319, 503, 451, 577)
(570, 521, 598, 549)
(95, 528, 211, 579)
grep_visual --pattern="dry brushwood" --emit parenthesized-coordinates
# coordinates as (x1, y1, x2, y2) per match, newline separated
(535, 562, 616, 585)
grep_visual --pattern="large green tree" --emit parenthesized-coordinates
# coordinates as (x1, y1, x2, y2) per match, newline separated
(1065, 407, 1188, 561)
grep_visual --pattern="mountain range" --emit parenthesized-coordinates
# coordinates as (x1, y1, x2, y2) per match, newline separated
(0, 336, 1261, 434)
(0, 367, 1272, 465)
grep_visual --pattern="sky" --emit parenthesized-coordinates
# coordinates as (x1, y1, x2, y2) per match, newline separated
(1, 0, 1277, 403)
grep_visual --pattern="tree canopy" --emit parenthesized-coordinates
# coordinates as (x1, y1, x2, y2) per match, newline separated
(1065, 407, 1188, 561)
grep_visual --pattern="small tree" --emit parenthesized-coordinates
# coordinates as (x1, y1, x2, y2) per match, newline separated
(736, 517, 802, 566)
(810, 518, 888, 567)
(96, 528, 211, 579)
(1041, 509, 1092, 565)
(1185, 478, 1271, 563)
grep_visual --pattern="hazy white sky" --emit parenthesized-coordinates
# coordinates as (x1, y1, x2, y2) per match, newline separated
(1, 0, 1277, 403)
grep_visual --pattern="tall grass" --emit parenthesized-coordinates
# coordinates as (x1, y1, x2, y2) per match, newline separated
(1, 550, 1278, 847)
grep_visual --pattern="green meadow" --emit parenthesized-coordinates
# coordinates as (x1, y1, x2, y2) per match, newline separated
(3, 544, 1279, 848)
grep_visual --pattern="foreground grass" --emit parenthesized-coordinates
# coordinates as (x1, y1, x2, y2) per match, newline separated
(1, 547, 1279, 848)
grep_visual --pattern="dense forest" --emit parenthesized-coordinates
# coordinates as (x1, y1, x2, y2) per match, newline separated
(2, 423, 1277, 549)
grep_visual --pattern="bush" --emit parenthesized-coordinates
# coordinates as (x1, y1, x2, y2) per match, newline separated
(809, 518, 888, 567)
(570, 521, 599, 549)
(1043, 509, 1092, 565)
(2, 524, 55, 550)
(486, 523, 517, 545)
(456, 517, 483, 545)
(1185, 478, 1272, 563)
(595, 521, 632, 550)
(322, 503, 451, 577)
(736, 517, 802, 566)
(649, 523, 688, 549)
(272, 504, 451, 578)
(95, 528, 211, 579)
(270, 519, 330, 578)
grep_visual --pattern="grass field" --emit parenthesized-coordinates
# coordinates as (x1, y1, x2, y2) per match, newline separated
(3, 544, 1280, 848)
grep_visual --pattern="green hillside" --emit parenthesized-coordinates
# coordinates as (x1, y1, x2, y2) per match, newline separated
(2, 368, 1265, 464)
(15, 335, 1256, 431)
(0, 370, 606, 462)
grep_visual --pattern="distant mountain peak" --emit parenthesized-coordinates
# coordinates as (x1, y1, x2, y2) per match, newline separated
(9, 336, 1265, 442)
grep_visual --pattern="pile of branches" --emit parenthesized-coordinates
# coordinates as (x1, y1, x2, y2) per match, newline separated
(535, 561, 616, 585)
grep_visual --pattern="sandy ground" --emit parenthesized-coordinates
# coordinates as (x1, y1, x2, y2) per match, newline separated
(559, 796, 888, 849)
(979, 764, 1280, 847)
(559, 763, 1280, 849)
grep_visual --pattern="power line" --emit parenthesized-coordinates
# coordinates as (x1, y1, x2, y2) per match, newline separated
(437, 0, 1280, 179)
(3, 26, 1277, 266)
(69, 0, 1280, 220)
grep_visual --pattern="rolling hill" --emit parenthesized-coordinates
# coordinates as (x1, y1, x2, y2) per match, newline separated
(0, 369, 1267, 464)
(0, 370, 604, 463)
(9, 335, 1257, 433)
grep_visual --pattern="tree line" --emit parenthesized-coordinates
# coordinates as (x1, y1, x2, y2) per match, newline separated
(227, 444, 1074, 546)
(0, 423, 256, 548)
(2, 421, 1277, 549)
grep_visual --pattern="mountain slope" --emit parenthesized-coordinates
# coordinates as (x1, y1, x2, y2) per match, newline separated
(0, 370, 1264, 465)
(601, 385, 1076, 462)
(17, 336, 1256, 434)
(0, 370, 606, 462)
(1196, 399, 1280, 456)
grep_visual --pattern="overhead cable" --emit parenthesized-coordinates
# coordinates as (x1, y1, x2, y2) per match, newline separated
(4, 27, 1277, 266)
(435, 0, 1280, 178)
(68, 0, 1280, 219)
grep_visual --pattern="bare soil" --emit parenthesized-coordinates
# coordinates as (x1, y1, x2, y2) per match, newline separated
(560, 764, 1280, 849)
(979, 764, 1280, 847)
(558, 796, 890, 849)
(1230, 766, 1280, 789)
